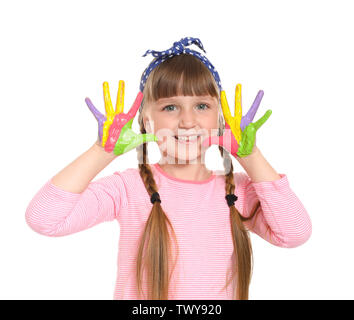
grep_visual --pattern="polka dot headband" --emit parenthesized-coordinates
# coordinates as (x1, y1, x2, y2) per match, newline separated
(140, 36, 223, 92)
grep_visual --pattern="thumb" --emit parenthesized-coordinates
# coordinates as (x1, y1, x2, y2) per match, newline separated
(114, 134, 158, 155)
(129, 133, 158, 150)
(140, 133, 158, 144)
(253, 109, 272, 131)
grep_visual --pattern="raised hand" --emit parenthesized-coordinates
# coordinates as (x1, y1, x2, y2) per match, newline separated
(85, 81, 158, 156)
(202, 84, 272, 158)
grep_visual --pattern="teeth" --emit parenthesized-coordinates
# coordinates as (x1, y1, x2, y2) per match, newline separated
(175, 135, 198, 141)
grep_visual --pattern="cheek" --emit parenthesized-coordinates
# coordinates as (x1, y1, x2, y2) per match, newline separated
(202, 113, 219, 130)
(151, 114, 177, 132)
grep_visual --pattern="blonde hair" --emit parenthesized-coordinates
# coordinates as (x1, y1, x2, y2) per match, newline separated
(135, 54, 262, 299)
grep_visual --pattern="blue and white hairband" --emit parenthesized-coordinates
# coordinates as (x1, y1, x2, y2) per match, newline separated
(139, 36, 223, 92)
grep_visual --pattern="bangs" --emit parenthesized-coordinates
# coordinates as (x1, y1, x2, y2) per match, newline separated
(142, 54, 220, 103)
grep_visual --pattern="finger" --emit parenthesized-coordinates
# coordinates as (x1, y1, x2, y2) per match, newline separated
(220, 90, 233, 125)
(120, 133, 158, 155)
(139, 133, 159, 144)
(201, 134, 222, 149)
(235, 84, 242, 128)
(243, 125, 256, 151)
(85, 97, 104, 121)
(246, 128, 256, 154)
(237, 125, 255, 157)
(103, 81, 114, 118)
(115, 80, 125, 114)
(253, 109, 272, 131)
(101, 120, 113, 147)
(241, 90, 264, 130)
(126, 91, 144, 119)
(201, 129, 239, 157)
(98, 124, 103, 142)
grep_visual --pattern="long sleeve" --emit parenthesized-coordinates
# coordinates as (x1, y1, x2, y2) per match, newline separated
(237, 173, 312, 248)
(25, 174, 127, 237)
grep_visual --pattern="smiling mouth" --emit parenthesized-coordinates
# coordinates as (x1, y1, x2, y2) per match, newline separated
(174, 135, 201, 144)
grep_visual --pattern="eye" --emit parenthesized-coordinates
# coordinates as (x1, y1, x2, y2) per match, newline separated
(162, 103, 210, 112)
(197, 103, 209, 110)
(162, 105, 177, 112)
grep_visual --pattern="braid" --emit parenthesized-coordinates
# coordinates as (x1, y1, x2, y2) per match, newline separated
(134, 120, 179, 300)
(137, 143, 159, 196)
(218, 145, 261, 299)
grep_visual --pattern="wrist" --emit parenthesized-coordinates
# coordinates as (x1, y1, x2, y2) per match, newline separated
(92, 141, 117, 162)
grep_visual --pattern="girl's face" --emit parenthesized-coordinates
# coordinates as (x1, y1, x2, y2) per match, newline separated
(143, 94, 220, 164)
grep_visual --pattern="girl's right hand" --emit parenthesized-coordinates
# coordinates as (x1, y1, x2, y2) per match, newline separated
(85, 81, 158, 156)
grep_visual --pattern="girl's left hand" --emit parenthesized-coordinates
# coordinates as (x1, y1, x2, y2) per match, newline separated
(202, 84, 272, 158)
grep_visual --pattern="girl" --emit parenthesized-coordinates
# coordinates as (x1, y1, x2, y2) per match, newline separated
(25, 37, 312, 300)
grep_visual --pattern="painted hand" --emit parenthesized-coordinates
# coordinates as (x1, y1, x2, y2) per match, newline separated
(85, 81, 158, 155)
(202, 84, 272, 158)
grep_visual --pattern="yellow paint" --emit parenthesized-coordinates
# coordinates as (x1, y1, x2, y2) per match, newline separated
(101, 81, 125, 147)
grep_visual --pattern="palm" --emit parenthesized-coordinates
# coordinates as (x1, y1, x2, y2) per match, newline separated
(113, 122, 156, 155)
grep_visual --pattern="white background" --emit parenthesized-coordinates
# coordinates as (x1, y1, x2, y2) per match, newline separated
(1, 0, 353, 299)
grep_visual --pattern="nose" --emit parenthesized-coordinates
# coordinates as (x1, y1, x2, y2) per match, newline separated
(179, 108, 197, 129)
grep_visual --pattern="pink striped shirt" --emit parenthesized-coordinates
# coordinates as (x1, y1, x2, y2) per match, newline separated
(25, 163, 312, 299)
